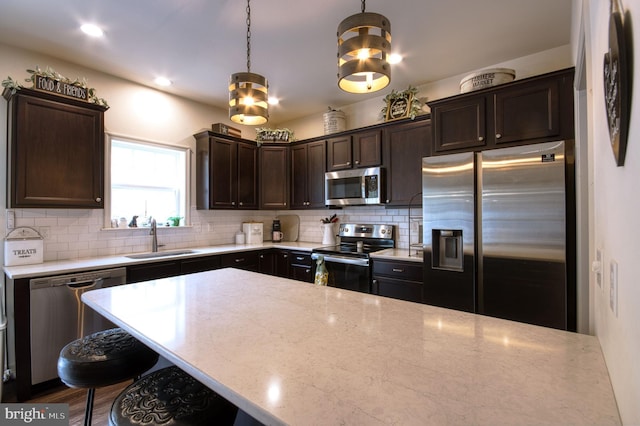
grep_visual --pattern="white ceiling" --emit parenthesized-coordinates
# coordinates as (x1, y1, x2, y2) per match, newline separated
(0, 0, 573, 124)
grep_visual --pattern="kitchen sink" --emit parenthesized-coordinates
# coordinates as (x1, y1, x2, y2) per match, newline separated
(125, 250, 196, 259)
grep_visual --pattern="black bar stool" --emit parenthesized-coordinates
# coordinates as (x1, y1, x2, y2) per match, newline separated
(109, 366, 239, 425)
(57, 328, 159, 426)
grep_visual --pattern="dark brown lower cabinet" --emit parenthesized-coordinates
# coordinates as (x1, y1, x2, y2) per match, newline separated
(127, 261, 182, 283)
(221, 251, 260, 271)
(181, 255, 222, 274)
(290, 251, 314, 283)
(372, 260, 423, 303)
(259, 250, 289, 277)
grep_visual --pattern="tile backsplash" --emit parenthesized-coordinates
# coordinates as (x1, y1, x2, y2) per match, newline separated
(9, 206, 421, 262)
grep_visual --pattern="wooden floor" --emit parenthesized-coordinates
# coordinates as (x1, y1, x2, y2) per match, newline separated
(4, 380, 130, 426)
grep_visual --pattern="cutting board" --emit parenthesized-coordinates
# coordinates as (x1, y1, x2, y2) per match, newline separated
(277, 214, 300, 242)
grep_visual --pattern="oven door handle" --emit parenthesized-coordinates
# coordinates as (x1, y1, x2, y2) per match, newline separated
(321, 254, 369, 267)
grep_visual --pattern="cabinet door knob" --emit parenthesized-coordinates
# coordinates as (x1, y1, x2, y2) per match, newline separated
(232, 201, 236, 206)
(346, 161, 351, 165)
(478, 136, 484, 142)
(239, 202, 243, 206)
(95, 197, 102, 202)
(355, 160, 359, 165)
(495, 133, 502, 139)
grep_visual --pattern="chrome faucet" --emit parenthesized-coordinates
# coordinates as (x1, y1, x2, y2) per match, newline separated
(150, 218, 159, 252)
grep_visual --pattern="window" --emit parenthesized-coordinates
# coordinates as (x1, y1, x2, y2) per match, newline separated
(107, 135, 189, 227)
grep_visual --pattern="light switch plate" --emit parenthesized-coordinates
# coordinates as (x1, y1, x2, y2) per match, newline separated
(609, 260, 618, 317)
(6, 210, 15, 230)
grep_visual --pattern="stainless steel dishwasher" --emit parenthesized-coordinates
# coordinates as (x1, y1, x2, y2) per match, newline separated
(29, 267, 127, 385)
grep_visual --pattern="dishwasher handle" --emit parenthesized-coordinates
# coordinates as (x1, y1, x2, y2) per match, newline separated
(66, 278, 104, 290)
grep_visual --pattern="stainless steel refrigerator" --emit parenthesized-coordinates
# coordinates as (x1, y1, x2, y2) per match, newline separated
(422, 141, 575, 330)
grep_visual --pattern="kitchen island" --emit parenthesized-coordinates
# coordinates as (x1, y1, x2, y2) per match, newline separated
(82, 268, 620, 425)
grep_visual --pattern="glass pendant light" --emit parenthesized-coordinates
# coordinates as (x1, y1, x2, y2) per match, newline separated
(229, 0, 268, 125)
(337, 0, 391, 93)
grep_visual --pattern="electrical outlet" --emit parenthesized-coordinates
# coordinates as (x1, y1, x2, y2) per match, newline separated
(609, 260, 618, 317)
(6, 210, 15, 229)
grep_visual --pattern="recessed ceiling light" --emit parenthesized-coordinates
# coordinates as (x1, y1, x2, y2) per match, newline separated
(388, 53, 403, 65)
(154, 77, 172, 87)
(268, 97, 279, 105)
(80, 23, 104, 37)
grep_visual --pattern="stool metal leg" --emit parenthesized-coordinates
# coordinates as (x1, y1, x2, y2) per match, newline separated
(84, 387, 95, 426)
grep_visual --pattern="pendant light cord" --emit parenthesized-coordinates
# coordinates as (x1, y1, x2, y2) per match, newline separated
(361, 0, 366, 13)
(246, 0, 252, 72)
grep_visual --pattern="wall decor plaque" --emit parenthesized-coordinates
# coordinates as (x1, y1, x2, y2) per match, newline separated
(603, 0, 630, 167)
(381, 86, 422, 121)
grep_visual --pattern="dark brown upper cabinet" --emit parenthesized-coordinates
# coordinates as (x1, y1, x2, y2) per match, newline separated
(4, 87, 107, 208)
(429, 68, 574, 154)
(194, 131, 258, 209)
(383, 118, 431, 206)
(259, 144, 289, 210)
(327, 129, 382, 171)
(291, 140, 326, 209)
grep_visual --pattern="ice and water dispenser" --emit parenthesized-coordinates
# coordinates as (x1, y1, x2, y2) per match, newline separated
(431, 229, 464, 272)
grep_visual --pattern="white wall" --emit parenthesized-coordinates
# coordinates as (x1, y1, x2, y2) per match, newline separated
(277, 45, 573, 139)
(576, 0, 640, 423)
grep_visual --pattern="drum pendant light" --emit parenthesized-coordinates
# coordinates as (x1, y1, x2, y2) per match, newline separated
(229, 0, 268, 125)
(337, 0, 391, 93)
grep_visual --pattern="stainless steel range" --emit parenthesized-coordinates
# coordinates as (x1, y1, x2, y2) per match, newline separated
(312, 223, 394, 293)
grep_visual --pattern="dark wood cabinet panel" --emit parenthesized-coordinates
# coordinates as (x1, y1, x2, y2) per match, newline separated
(383, 119, 431, 205)
(372, 259, 423, 303)
(194, 131, 258, 209)
(237, 143, 259, 208)
(429, 68, 574, 154)
(5, 88, 106, 208)
(127, 261, 182, 283)
(353, 130, 382, 168)
(327, 131, 382, 171)
(290, 251, 314, 283)
(291, 140, 326, 209)
(326, 135, 352, 170)
(221, 251, 259, 271)
(258, 250, 276, 275)
(181, 255, 222, 274)
(493, 78, 560, 144)
(210, 138, 237, 208)
(431, 97, 487, 153)
(260, 145, 289, 209)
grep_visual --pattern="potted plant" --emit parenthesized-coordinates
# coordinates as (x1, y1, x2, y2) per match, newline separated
(167, 216, 183, 227)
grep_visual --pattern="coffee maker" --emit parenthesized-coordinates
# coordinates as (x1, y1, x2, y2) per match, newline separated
(272, 219, 283, 242)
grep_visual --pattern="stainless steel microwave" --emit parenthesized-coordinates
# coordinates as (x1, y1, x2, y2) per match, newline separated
(325, 167, 385, 206)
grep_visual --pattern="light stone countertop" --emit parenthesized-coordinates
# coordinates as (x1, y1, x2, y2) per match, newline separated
(3, 242, 426, 279)
(371, 248, 424, 263)
(2, 242, 320, 279)
(83, 268, 620, 426)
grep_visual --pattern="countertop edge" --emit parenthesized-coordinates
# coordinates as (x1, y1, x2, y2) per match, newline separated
(4, 243, 425, 279)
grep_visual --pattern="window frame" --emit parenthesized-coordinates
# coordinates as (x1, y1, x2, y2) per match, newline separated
(104, 133, 191, 229)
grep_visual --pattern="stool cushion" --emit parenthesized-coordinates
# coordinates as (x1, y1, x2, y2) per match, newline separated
(58, 328, 159, 388)
(109, 366, 238, 426)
